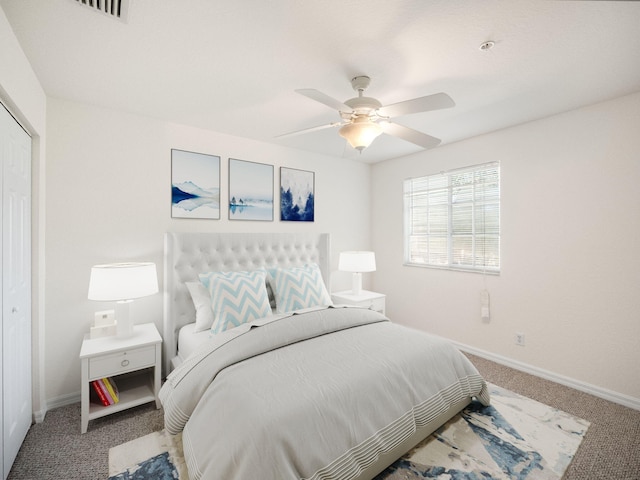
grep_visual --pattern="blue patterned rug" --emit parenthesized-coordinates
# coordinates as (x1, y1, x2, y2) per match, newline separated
(376, 384, 589, 479)
(108, 384, 589, 479)
(108, 431, 187, 480)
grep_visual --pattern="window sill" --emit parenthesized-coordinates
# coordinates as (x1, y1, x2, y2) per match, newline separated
(403, 262, 500, 275)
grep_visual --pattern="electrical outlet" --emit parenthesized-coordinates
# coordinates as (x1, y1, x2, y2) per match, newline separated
(515, 332, 525, 346)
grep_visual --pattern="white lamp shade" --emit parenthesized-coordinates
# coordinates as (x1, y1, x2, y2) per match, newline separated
(338, 251, 376, 273)
(88, 262, 158, 301)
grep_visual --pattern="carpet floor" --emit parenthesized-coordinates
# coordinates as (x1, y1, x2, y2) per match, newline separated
(7, 353, 640, 480)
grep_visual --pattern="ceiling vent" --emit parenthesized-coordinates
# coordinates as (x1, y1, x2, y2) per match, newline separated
(73, 0, 130, 23)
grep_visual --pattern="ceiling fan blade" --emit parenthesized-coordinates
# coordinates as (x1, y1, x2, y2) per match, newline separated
(380, 122, 442, 149)
(275, 122, 342, 139)
(295, 89, 352, 113)
(379, 92, 455, 118)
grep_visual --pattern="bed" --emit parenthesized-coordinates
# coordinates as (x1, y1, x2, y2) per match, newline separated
(160, 232, 489, 480)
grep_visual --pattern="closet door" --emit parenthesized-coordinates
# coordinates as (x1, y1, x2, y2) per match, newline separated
(1, 104, 32, 480)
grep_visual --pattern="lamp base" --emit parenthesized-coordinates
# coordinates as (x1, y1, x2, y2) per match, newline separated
(351, 272, 363, 296)
(115, 300, 134, 337)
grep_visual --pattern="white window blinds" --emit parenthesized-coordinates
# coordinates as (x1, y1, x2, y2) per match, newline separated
(404, 162, 500, 273)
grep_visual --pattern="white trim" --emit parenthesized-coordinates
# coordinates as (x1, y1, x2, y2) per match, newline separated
(34, 391, 80, 424)
(0, 100, 31, 137)
(443, 337, 640, 411)
(45, 392, 80, 412)
(33, 409, 47, 424)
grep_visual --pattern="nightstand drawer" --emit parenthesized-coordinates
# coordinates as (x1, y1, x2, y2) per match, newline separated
(89, 346, 156, 379)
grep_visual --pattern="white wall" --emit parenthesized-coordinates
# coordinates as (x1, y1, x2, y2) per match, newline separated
(0, 6, 47, 420)
(372, 92, 640, 407)
(44, 97, 372, 405)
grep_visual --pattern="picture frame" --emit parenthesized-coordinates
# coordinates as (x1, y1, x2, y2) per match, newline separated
(228, 158, 274, 221)
(171, 149, 220, 219)
(280, 167, 315, 222)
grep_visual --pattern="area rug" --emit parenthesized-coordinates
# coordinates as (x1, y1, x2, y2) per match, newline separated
(108, 384, 589, 479)
(108, 430, 187, 479)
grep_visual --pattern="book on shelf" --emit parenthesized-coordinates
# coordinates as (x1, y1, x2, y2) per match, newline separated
(103, 377, 120, 403)
(91, 380, 111, 406)
(90, 377, 120, 406)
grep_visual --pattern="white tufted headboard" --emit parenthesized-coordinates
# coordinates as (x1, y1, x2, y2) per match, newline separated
(163, 232, 331, 374)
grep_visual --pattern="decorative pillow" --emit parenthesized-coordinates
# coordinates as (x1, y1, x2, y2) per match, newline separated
(185, 281, 215, 333)
(273, 263, 332, 313)
(199, 270, 272, 334)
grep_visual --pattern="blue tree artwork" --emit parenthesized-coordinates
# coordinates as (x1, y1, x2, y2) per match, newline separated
(280, 167, 314, 222)
(171, 149, 220, 219)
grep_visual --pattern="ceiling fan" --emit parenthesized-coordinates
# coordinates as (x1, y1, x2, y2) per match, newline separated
(277, 76, 455, 152)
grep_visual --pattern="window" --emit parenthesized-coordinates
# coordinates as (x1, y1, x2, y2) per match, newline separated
(404, 162, 500, 273)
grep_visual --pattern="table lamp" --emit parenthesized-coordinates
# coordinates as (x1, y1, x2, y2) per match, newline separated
(88, 262, 158, 337)
(338, 251, 376, 296)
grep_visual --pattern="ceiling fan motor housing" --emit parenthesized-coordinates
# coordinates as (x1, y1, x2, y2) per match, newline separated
(344, 97, 382, 116)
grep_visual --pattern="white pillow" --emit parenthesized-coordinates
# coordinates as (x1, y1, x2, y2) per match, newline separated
(273, 263, 332, 313)
(185, 281, 215, 333)
(199, 269, 272, 334)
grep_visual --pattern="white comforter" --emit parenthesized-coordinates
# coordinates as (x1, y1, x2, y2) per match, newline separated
(160, 306, 489, 480)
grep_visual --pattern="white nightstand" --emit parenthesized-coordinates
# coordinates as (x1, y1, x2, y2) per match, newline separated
(79, 322, 162, 433)
(331, 290, 386, 315)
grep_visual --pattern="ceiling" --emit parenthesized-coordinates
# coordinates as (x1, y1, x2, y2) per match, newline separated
(2, 0, 640, 164)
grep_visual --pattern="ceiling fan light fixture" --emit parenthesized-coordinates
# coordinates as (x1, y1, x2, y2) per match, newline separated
(288, 76, 454, 152)
(339, 118, 383, 151)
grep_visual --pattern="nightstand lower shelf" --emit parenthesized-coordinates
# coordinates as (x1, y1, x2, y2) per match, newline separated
(87, 371, 156, 421)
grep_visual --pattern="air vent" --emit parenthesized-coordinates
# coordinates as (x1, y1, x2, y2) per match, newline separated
(73, 0, 130, 22)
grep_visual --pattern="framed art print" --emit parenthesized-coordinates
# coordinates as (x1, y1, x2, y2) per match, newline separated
(228, 158, 274, 221)
(171, 149, 220, 219)
(280, 167, 314, 222)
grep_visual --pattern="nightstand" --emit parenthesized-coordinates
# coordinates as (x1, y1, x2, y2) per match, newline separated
(331, 290, 386, 315)
(79, 322, 162, 433)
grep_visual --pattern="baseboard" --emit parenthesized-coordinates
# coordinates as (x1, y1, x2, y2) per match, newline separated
(449, 339, 640, 411)
(33, 409, 47, 424)
(34, 391, 81, 422)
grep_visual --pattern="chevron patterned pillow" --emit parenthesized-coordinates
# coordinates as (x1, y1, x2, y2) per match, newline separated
(199, 270, 272, 334)
(273, 264, 332, 314)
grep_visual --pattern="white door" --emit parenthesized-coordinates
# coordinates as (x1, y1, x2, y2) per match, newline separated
(1, 103, 32, 480)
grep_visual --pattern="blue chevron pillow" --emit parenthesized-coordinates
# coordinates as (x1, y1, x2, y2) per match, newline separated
(273, 263, 332, 314)
(199, 269, 272, 334)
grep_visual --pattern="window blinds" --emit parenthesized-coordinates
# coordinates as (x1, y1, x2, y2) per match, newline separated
(404, 162, 500, 273)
